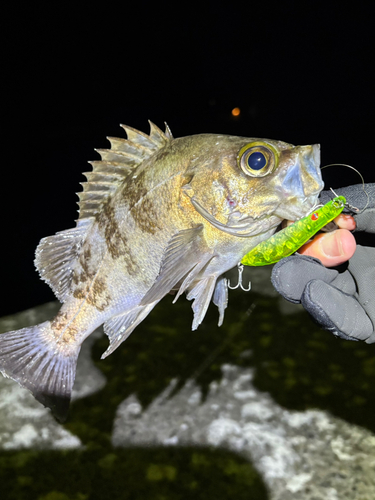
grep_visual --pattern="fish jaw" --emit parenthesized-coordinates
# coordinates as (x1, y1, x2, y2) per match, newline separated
(274, 143, 324, 220)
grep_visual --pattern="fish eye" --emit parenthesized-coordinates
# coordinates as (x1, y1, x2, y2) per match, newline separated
(237, 142, 279, 177)
(247, 151, 267, 170)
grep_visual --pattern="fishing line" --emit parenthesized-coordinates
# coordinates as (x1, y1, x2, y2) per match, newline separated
(321, 163, 369, 213)
(189, 302, 256, 382)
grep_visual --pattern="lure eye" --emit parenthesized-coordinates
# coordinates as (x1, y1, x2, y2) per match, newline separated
(237, 142, 278, 177)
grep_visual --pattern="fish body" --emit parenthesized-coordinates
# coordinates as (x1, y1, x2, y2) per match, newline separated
(0, 122, 323, 420)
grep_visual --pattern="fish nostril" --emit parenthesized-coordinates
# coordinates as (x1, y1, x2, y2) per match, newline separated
(226, 196, 236, 208)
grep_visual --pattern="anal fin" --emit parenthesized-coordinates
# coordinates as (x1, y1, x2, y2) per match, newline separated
(102, 302, 158, 358)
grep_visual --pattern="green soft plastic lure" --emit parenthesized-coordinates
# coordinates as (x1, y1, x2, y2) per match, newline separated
(241, 196, 346, 267)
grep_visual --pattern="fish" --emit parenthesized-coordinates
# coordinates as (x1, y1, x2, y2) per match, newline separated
(0, 121, 324, 421)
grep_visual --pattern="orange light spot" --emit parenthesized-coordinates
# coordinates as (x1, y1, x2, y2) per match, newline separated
(231, 107, 241, 117)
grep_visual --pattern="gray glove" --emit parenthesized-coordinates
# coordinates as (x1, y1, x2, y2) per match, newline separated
(271, 183, 375, 343)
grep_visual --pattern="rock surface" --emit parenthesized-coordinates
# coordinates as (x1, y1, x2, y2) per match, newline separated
(112, 364, 375, 500)
(1, 267, 374, 499)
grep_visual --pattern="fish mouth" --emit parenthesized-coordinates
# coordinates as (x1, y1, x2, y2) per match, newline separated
(278, 144, 324, 215)
(189, 196, 280, 237)
(275, 192, 321, 221)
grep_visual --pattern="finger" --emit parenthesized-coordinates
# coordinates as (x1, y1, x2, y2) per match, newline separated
(271, 255, 338, 303)
(302, 279, 374, 341)
(334, 213, 356, 230)
(299, 229, 356, 267)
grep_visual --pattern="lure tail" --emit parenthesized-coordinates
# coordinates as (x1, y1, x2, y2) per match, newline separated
(0, 321, 80, 422)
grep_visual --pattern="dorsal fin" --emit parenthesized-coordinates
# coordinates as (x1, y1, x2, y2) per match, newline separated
(164, 122, 174, 140)
(36, 121, 171, 300)
(35, 219, 93, 301)
(77, 121, 171, 221)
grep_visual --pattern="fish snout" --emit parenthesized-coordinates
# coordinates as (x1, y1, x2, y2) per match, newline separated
(308, 143, 321, 168)
(299, 143, 323, 197)
(281, 144, 323, 200)
(276, 143, 324, 220)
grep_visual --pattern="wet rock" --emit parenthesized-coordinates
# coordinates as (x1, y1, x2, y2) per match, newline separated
(112, 364, 375, 500)
(1, 289, 374, 499)
(0, 378, 81, 450)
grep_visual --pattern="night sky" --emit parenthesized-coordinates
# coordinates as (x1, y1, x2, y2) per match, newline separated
(2, 3, 374, 315)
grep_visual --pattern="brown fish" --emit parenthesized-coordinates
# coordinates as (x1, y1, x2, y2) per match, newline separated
(0, 122, 323, 420)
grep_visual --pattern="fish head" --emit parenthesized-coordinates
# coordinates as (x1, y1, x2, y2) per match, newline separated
(182, 135, 323, 238)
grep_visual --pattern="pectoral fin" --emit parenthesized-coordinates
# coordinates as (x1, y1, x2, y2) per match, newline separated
(141, 225, 213, 305)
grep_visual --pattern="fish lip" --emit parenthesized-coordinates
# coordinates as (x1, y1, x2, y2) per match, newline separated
(275, 193, 320, 221)
(280, 143, 323, 199)
(275, 143, 323, 220)
(312, 143, 321, 165)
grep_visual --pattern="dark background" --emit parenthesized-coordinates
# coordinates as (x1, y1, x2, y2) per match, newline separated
(2, 3, 374, 315)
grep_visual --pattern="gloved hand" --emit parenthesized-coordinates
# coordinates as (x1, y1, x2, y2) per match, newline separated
(271, 183, 375, 343)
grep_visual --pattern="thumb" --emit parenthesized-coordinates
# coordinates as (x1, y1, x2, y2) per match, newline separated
(299, 229, 356, 267)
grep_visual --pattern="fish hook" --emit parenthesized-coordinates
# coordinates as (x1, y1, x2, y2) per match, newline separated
(321, 164, 369, 213)
(228, 263, 251, 292)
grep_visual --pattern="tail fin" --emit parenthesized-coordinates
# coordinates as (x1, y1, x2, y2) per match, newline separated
(0, 320, 80, 422)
